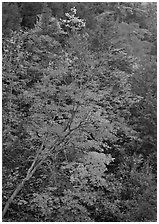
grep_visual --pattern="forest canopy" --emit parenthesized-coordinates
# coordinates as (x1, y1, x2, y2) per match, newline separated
(2, 2, 157, 222)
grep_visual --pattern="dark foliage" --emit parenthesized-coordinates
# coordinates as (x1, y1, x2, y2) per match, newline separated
(2, 2, 157, 222)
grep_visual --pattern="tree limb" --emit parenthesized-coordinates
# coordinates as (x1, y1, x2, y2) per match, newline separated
(2, 133, 48, 218)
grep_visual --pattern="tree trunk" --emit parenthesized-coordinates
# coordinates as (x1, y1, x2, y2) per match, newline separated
(2, 135, 48, 218)
(2, 178, 27, 218)
(2, 160, 43, 218)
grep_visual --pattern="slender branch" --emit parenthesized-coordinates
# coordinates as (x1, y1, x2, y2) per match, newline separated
(63, 103, 79, 132)
(26, 132, 48, 178)
(2, 133, 47, 218)
(2, 178, 27, 218)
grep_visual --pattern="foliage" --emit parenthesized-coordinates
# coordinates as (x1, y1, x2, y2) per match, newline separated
(2, 3, 157, 222)
(60, 7, 86, 32)
(2, 2, 21, 35)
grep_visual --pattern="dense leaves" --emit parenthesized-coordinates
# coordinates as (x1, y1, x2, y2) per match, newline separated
(2, 2, 157, 222)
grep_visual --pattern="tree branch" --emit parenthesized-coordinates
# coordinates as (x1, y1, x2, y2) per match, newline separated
(2, 133, 48, 218)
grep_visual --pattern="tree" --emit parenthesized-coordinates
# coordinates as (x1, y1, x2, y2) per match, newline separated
(2, 3, 157, 222)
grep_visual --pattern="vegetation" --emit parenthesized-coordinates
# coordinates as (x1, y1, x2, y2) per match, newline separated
(2, 2, 157, 222)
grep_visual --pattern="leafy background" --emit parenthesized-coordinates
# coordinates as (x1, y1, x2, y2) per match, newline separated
(2, 2, 157, 222)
